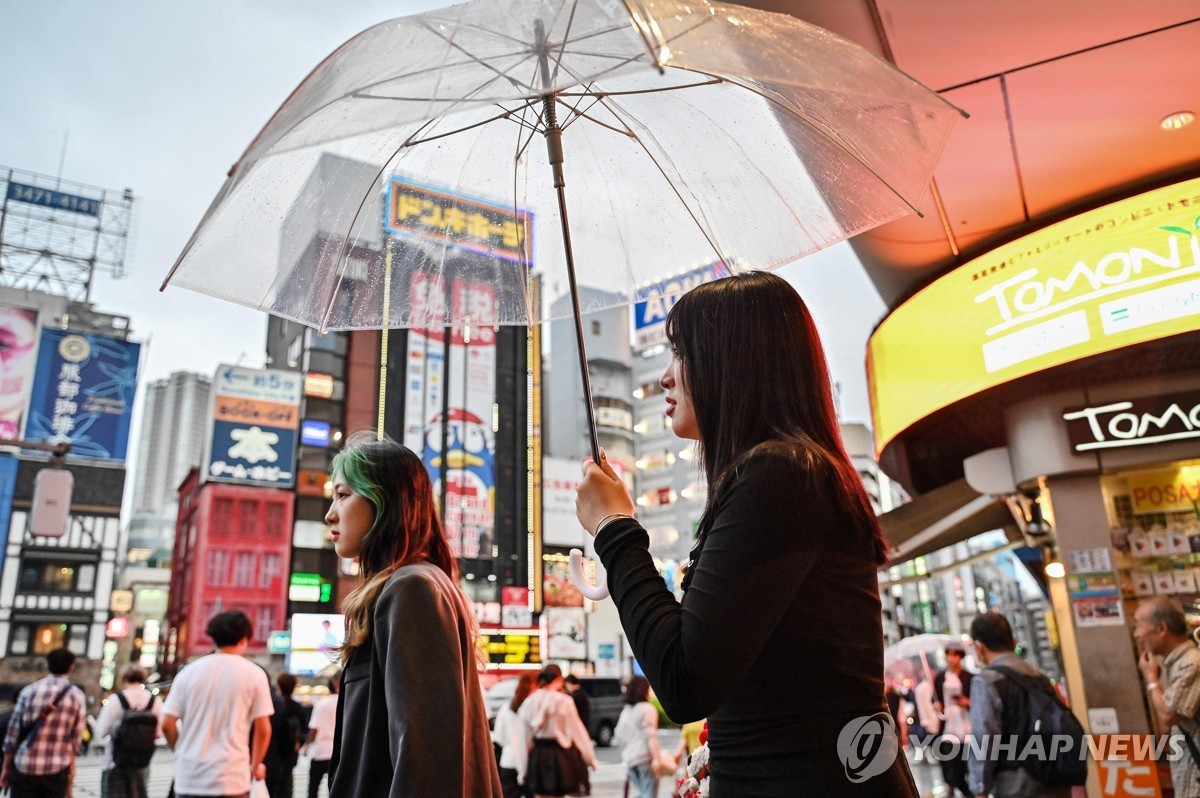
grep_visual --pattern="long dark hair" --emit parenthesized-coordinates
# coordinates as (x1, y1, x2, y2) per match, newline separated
(332, 434, 464, 663)
(666, 271, 887, 564)
(624, 675, 651, 705)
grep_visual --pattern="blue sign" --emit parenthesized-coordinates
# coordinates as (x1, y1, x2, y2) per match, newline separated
(207, 419, 297, 487)
(300, 419, 331, 447)
(205, 365, 301, 489)
(632, 262, 729, 349)
(25, 330, 141, 461)
(597, 643, 615, 660)
(6, 182, 101, 217)
(0, 456, 18, 577)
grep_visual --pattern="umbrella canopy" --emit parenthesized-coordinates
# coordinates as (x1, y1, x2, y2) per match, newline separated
(162, 0, 963, 332)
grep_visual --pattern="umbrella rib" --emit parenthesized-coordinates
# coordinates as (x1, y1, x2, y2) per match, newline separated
(510, 104, 536, 321)
(513, 106, 544, 163)
(682, 67, 925, 216)
(558, 97, 635, 138)
(415, 18, 537, 93)
(558, 76, 723, 98)
(548, 0, 582, 87)
(586, 90, 731, 271)
(555, 82, 614, 135)
(402, 101, 540, 147)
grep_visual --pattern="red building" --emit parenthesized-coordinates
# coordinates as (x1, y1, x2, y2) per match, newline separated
(163, 469, 293, 673)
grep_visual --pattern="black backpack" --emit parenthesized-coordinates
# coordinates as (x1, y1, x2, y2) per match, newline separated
(112, 692, 158, 769)
(990, 665, 1088, 786)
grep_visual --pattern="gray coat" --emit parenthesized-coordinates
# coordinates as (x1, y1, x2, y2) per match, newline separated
(328, 562, 501, 797)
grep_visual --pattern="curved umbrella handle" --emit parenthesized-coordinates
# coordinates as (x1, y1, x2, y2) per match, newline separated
(569, 548, 610, 601)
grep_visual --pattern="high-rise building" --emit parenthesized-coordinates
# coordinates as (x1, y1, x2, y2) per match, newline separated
(131, 372, 212, 518)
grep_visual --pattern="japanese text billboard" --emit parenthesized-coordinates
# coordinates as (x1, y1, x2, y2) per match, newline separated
(868, 176, 1200, 456)
(393, 178, 530, 560)
(204, 365, 301, 488)
(25, 329, 140, 461)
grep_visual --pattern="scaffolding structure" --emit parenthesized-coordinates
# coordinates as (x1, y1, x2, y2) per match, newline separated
(0, 166, 134, 301)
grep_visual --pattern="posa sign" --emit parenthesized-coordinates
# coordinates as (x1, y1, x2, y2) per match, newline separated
(1063, 390, 1200, 452)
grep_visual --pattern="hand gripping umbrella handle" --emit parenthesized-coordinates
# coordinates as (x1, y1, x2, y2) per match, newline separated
(569, 548, 610, 601)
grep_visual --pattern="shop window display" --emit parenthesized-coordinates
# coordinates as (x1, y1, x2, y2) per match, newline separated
(1104, 459, 1200, 606)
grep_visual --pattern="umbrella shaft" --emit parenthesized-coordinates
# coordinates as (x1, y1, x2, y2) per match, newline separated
(545, 141, 601, 462)
(543, 98, 565, 189)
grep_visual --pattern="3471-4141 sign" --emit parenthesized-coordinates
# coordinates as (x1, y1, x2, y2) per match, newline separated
(1063, 389, 1200, 452)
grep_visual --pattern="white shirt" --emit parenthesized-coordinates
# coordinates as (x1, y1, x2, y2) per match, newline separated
(95, 686, 163, 771)
(492, 703, 530, 782)
(942, 671, 971, 741)
(615, 702, 658, 769)
(306, 694, 338, 762)
(163, 653, 274, 795)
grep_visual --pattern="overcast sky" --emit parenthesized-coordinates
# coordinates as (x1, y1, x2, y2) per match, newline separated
(2, 1, 886, 488)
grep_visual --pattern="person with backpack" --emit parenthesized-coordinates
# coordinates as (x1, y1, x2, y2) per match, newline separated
(1134, 597, 1200, 798)
(967, 612, 1078, 798)
(0, 647, 87, 798)
(95, 664, 162, 798)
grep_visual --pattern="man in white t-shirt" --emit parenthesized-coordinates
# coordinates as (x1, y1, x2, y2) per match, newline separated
(302, 677, 338, 798)
(163, 610, 274, 798)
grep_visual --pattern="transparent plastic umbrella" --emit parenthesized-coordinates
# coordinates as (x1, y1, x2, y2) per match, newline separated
(162, 0, 963, 452)
(161, 0, 963, 595)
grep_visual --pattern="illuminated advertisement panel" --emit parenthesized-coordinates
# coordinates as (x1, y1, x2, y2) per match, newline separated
(868, 177, 1200, 455)
(287, 612, 343, 676)
(393, 179, 530, 560)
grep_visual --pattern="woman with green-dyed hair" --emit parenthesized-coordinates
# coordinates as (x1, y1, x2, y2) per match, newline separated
(323, 433, 501, 797)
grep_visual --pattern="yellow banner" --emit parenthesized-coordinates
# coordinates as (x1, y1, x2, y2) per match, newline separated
(868, 177, 1200, 456)
(1128, 465, 1200, 515)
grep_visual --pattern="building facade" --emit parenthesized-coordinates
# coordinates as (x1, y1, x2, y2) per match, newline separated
(163, 471, 293, 671)
(131, 371, 212, 518)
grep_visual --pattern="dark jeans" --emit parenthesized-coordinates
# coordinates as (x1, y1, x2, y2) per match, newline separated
(307, 759, 331, 798)
(101, 767, 149, 798)
(265, 768, 293, 798)
(938, 740, 972, 797)
(498, 766, 532, 798)
(9, 766, 71, 798)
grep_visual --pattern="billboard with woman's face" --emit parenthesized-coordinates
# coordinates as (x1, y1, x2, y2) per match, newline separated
(0, 304, 40, 440)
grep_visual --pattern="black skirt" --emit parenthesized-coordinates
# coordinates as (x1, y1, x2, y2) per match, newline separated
(527, 738, 589, 796)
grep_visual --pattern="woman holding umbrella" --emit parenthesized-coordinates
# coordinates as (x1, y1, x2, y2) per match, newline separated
(324, 434, 501, 797)
(576, 271, 918, 795)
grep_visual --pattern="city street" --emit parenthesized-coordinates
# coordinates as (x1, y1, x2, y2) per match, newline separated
(70, 736, 947, 798)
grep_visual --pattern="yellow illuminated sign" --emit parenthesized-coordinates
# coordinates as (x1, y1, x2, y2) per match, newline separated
(1127, 465, 1200, 515)
(387, 180, 531, 263)
(868, 177, 1200, 455)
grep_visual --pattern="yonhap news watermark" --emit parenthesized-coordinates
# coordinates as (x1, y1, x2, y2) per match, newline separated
(837, 712, 1191, 782)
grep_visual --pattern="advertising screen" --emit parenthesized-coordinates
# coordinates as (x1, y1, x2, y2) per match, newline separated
(868, 177, 1200, 455)
(287, 613, 344, 676)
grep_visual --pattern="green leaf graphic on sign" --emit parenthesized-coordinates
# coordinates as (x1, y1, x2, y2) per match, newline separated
(1160, 225, 1192, 236)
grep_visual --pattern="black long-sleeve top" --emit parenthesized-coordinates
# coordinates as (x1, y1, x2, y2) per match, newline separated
(594, 443, 918, 796)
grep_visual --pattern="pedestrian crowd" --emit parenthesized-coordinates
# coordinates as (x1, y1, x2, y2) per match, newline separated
(2, 275, 1197, 798)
